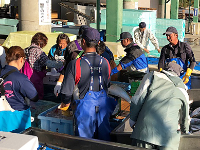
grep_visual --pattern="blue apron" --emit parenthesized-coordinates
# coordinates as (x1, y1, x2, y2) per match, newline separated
(166, 58, 191, 89)
(74, 57, 117, 141)
(0, 108, 31, 133)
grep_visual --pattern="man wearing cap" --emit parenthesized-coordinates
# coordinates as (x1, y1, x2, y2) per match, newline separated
(134, 22, 160, 54)
(130, 62, 190, 150)
(54, 25, 88, 96)
(158, 26, 196, 89)
(59, 27, 117, 140)
(111, 32, 149, 76)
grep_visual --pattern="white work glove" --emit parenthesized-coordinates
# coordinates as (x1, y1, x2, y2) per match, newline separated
(54, 81, 62, 96)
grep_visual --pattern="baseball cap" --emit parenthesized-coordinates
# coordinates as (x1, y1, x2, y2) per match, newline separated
(82, 27, 100, 43)
(79, 25, 89, 36)
(163, 26, 178, 35)
(165, 62, 184, 77)
(116, 32, 132, 42)
(139, 22, 146, 28)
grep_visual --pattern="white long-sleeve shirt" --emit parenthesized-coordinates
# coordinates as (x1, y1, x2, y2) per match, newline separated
(134, 28, 159, 51)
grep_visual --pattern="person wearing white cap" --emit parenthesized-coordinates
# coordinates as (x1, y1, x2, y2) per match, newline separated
(134, 22, 160, 54)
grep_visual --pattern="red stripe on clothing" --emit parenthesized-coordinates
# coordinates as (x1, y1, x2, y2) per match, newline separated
(104, 58, 111, 79)
(75, 58, 81, 85)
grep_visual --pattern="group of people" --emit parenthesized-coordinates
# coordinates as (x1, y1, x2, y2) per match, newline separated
(0, 21, 196, 150)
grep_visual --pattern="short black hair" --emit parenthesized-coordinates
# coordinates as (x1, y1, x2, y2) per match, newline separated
(85, 40, 98, 48)
(96, 41, 106, 55)
(56, 33, 70, 45)
(31, 32, 48, 48)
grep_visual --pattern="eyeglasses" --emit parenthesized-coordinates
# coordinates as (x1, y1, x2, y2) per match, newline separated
(22, 57, 26, 63)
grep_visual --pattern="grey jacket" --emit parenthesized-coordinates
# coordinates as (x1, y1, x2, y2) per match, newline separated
(130, 71, 190, 149)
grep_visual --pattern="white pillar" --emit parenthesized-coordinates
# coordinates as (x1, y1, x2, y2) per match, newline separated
(18, 0, 51, 32)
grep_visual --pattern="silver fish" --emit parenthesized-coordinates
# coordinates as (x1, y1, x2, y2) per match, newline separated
(108, 84, 131, 103)
(73, 85, 80, 100)
(190, 107, 200, 118)
(191, 118, 200, 125)
(190, 125, 200, 132)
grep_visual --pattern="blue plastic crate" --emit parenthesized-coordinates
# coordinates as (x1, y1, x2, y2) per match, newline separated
(38, 105, 74, 135)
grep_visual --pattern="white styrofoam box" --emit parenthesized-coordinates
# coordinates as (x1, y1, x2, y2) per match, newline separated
(0, 131, 38, 150)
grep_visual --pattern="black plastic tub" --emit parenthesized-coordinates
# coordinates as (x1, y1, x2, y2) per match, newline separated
(110, 115, 200, 150)
(22, 127, 146, 150)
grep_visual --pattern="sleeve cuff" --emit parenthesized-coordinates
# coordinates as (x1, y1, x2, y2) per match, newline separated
(61, 94, 72, 104)
(129, 119, 136, 128)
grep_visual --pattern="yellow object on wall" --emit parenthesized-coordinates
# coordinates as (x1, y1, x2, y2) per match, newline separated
(2, 31, 77, 54)
(104, 42, 125, 60)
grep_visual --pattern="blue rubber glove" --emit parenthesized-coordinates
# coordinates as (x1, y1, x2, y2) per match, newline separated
(111, 67, 119, 76)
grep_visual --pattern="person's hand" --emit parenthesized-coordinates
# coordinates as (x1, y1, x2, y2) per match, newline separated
(54, 81, 62, 96)
(182, 75, 190, 84)
(58, 102, 70, 111)
(182, 68, 192, 84)
(144, 48, 150, 54)
(157, 49, 161, 53)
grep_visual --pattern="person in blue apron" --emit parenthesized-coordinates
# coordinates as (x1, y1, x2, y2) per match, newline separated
(54, 25, 89, 96)
(0, 46, 38, 133)
(111, 32, 149, 76)
(158, 26, 196, 89)
(59, 27, 117, 141)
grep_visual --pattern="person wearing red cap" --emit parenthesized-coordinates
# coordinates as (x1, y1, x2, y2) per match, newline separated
(134, 22, 160, 54)
(158, 26, 196, 89)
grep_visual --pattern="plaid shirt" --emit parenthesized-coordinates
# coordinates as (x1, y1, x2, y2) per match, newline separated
(24, 44, 49, 71)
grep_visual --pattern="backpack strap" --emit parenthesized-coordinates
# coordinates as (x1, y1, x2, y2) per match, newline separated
(104, 57, 111, 79)
(74, 40, 82, 50)
(0, 69, 16, 96)
(75, 58, 81, 85)
(81, 56, 103, 91)
(75, 56, 111, 86)
(76, 50, 84, 59)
